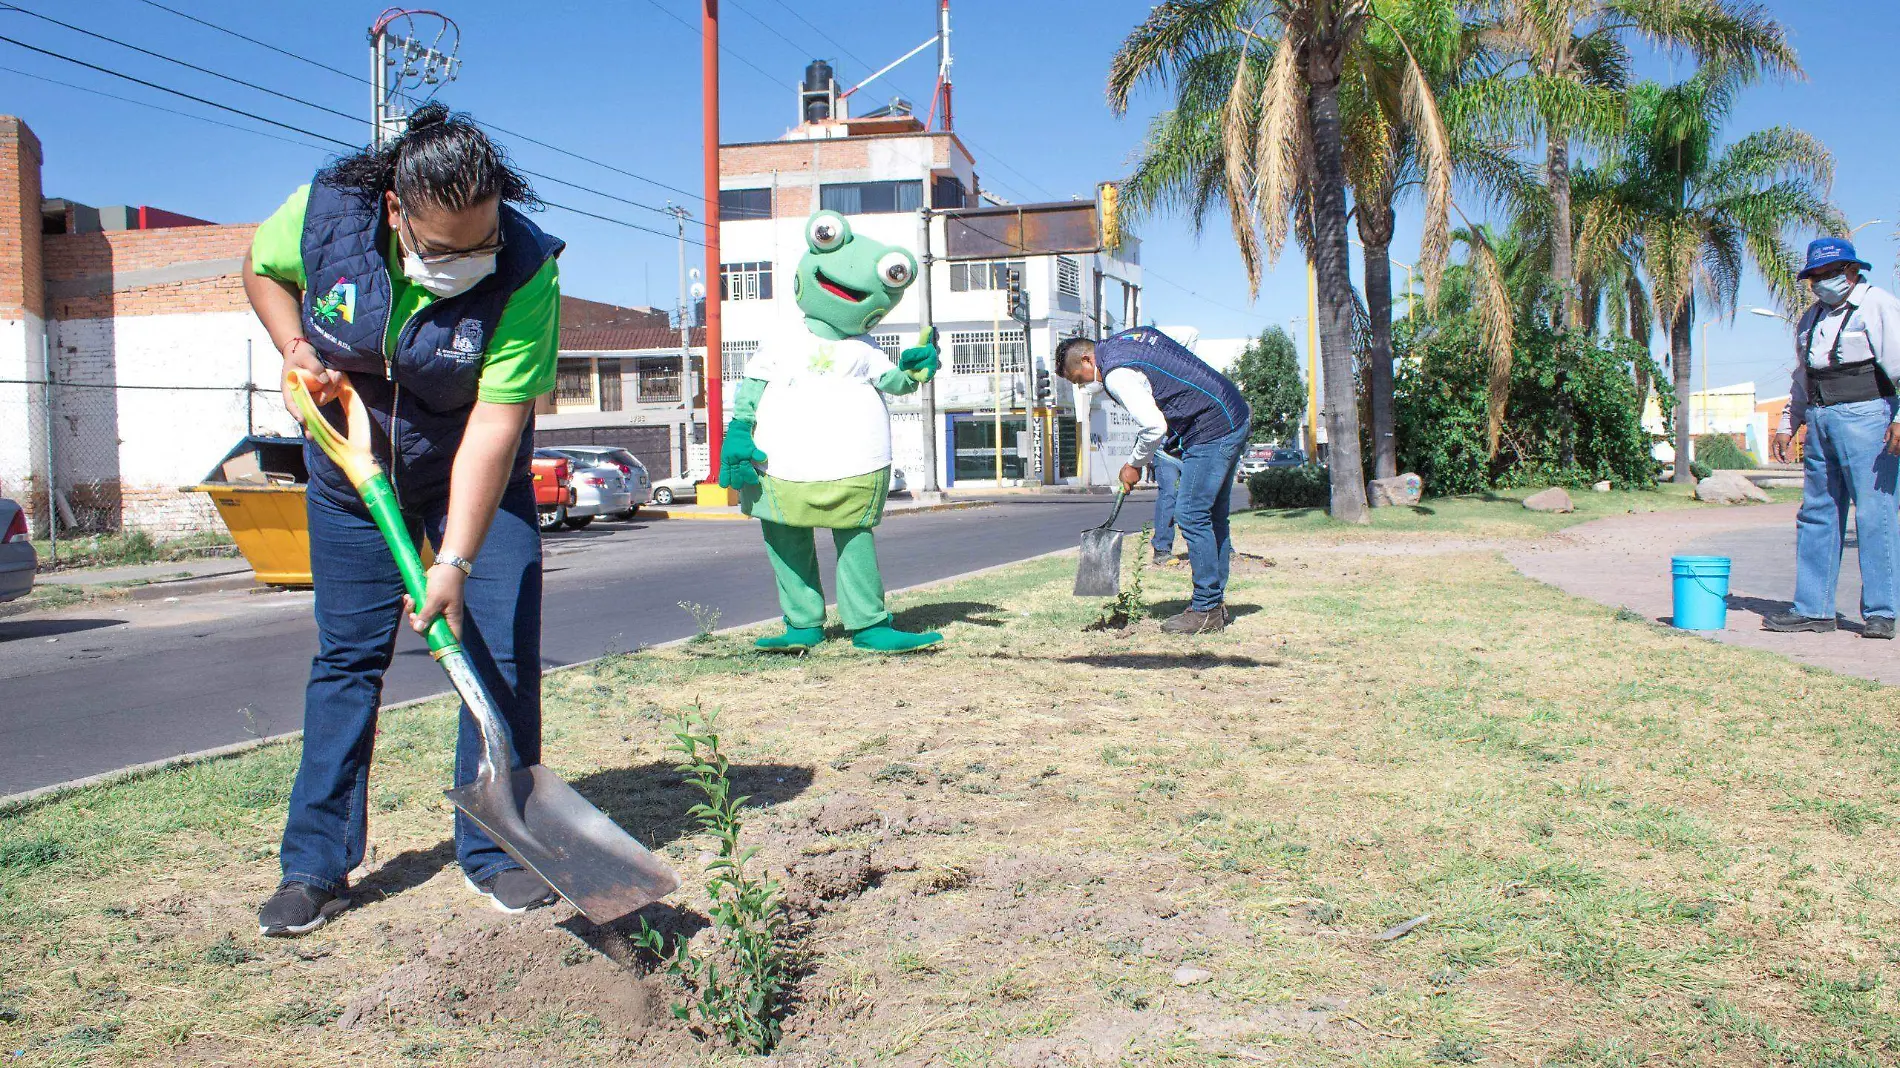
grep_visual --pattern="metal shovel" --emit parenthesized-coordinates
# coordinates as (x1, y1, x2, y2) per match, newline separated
(288, 371, 679, 925)
(1073, 490, 1130, 597)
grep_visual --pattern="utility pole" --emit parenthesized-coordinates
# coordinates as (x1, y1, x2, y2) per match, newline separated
(916, 181, 942, 496)
(368, 10, 460, 145)
(699, 0, 728, 502)
(669, 203, 694, 479)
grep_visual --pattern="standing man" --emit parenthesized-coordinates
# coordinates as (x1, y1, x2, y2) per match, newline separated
(1057, 328, 1251, 633)
(1766, 237, 1900, 639)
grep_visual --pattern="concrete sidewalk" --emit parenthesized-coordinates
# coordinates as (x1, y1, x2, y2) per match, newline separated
(641, 494, 993, 522)
(1509, 502, 1900, 687)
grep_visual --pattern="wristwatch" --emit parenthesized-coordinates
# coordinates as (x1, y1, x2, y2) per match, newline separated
(433, 552, 474, 577)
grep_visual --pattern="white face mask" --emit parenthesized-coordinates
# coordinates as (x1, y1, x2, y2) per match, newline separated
(1814, 274, 1854, 306)
(402, 250, 497, 298)
(1077, 381, 1104, 398)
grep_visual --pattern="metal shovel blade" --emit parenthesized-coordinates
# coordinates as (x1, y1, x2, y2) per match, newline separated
(446, 765, 680, 926)
(1075, 526, 1127, 597)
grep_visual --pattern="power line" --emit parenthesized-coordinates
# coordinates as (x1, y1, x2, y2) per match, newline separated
(0, 64, 336, 153)
(726, 0, 818, 62)
(633, 0, 787, 88)
(132, 0, 366, 85)
(0, 2, 364, 130)
(0, 32, 357, 147)
(539, 198, 705, 246)
(129, 0, 711, 208)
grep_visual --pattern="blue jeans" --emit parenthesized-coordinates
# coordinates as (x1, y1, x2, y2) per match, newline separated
(279, 478, 544, 894)
(1793, 398, 1900, 621)
(1176, 421, 1252, 612)
(1151, 453, 1182, 556)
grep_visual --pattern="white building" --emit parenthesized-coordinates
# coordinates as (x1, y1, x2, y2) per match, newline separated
(714, 98, 1143, 488)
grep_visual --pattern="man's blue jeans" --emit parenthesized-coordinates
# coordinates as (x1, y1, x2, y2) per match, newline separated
(1151, 452, 1182, 556)
(1176, 421, 1252, 612)
(279, 478, 543, 894)
(1793, 398, 1899, 621)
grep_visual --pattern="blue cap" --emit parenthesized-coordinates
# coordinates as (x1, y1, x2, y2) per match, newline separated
(1800, 236, 1872, 279)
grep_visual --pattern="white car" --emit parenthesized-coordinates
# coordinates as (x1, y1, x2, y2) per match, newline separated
(541, 447, 650, 528)
(649, 472, 705, 506)
(1, 496, 36, 603)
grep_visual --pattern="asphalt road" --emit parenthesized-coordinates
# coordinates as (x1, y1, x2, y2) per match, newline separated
(0, 494, 1152, 797)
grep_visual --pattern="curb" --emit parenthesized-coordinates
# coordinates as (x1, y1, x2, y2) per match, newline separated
(0, 571, 266, 620)
(642, 499, 991, 522)
(0, 543, 1081, 812)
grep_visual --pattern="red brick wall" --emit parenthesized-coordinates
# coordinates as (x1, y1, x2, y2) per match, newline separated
(0, 116, 43, 321)
(560, 295, 667, 331)
(43, 223, 256, 320)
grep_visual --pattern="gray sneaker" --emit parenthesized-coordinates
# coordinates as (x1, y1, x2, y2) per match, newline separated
(258, 881, 348, 937)
(1865, 617, 1895, 640)
(464, 869, 558, 914)
(1161, 607, 1227, 635)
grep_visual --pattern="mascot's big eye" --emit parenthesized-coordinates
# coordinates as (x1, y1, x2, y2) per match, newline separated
(877, 250, 915, 288)
(807, 212, 848, 252)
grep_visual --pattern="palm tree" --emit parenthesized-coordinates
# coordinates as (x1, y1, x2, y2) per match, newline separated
(1110, 0, 1454, 523)
(1469, 0, 1799, 329)
(1590, 64, 1839, 482)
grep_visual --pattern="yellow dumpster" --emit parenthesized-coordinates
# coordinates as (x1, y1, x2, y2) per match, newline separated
(184, 436, 314, 586)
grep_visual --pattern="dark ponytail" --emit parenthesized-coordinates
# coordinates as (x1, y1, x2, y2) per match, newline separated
(318, 102, 539, 212)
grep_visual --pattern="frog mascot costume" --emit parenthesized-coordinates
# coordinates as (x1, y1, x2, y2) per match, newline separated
(717, 210, 944, 653)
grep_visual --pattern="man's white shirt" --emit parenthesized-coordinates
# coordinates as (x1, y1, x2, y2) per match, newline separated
(1102, 366, 1169, 467)
(1780, 282, 1900, 433)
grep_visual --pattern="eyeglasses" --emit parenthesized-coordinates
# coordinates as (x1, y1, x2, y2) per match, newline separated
(397, 202, 505, 265)
(1810, 264, 1852, 282)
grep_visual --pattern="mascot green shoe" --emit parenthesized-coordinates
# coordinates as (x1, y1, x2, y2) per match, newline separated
(720, 210, 943, 654)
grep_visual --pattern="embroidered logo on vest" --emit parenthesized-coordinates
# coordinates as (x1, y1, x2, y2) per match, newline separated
(313, 278, 356, 324)
(439, 319, 485, 362)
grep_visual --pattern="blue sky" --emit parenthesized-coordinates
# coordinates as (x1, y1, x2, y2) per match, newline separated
(8, 1, 1894, 394)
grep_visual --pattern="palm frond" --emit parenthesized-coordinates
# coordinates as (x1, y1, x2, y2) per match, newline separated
(1252, 27, 1307, 272)
(1106, 0, 1258, 114)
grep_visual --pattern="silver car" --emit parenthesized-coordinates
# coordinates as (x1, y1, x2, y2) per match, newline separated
(1, 496, 38, 603)
(543, 446, 650, 527)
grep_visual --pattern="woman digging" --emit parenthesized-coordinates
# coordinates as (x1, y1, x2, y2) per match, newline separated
(242, 103, 564, 935)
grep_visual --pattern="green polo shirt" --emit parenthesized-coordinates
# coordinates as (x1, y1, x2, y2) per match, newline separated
(250, 184, 560, 404)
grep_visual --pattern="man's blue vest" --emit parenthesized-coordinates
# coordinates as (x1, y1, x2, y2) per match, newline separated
(1095, 327, 1250, 450)
(298, 177, 563, 512)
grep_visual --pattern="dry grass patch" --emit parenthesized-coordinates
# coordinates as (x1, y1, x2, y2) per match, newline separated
(2, 493, 1894, 1066)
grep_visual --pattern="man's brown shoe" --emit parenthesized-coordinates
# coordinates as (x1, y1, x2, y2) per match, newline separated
(1161, 607, 1227, 634)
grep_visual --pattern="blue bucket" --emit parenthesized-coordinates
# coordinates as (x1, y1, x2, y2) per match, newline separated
(1671, 555, 1731, 630)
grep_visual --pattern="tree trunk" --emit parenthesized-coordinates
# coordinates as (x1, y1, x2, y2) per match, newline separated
(1357, 212, 1397, 479)
(1307, 76, 1370, 523)
(1671, 302, 1694, 483)
(1547, 132, 1575, 329)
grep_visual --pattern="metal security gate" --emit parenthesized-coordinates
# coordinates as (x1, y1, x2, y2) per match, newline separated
(534, 425, 675, 479)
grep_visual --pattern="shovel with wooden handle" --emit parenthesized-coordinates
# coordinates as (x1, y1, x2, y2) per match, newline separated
(1073, 489, 1130, 598)
(287, 370, 679, 925)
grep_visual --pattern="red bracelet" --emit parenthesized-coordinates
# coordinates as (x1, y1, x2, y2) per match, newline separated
(283, 336, 310, 357)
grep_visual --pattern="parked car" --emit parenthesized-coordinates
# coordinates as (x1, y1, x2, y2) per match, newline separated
(1239, 447, 1307, 480)
(890, 466, 909, 495)
(530, 451, 576, 533)
(649, 471, 704, 506)
(543, 446, 650, 524)
(0, 496, 38, 603)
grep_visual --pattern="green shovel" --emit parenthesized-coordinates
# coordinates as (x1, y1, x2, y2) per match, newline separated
(288, 370, 678, 925)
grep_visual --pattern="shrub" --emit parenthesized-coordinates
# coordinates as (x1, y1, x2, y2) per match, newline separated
(1392, 315, 1660, 495)
(1694, 434, 1755, 470)
(1247, 464, 1330, 509)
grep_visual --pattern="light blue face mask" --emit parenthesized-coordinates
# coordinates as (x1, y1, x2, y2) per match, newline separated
(1814, 274, 1854, 305)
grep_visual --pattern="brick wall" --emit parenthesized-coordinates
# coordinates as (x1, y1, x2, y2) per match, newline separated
(560, 295, 667, 331)
(43, 224, 255, 320)
(0, 116, 42, 322)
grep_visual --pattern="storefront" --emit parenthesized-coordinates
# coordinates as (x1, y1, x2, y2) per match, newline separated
(943, 410, 1078, 487)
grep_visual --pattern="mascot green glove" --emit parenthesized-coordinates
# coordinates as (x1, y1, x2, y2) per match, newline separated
(724, 210, 943, 653)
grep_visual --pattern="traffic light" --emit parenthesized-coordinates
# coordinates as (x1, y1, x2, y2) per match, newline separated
(1006, 268, 1028, 323)
(1035, 367, 1054, 405)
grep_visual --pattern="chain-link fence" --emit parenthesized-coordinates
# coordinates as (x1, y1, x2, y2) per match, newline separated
(2, 342, 295, 562)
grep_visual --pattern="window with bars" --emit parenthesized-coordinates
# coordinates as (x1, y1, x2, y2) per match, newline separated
(720, 261, 773, 301)
(1056, 256, 1082, 297)
(871, 333, 904, 358)
(636, 357, 682, 400)
(722, 340, 760, 381)
(948, 329, 1027, 374)
(555, 364, 594, 404)
(948, 259, 1026, 293)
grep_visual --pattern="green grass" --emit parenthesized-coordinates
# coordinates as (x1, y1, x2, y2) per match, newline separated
(1238, 483, 1795, 540)
(30, 529, 235, 573)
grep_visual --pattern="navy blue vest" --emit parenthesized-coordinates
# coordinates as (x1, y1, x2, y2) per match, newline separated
(1095, 327, 1250, 450)
(298, 178, 563, 512)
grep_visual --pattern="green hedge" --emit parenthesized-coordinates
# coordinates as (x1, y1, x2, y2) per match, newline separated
(1694, 434, 1755, 470)
(1247, 464, 1331, 509)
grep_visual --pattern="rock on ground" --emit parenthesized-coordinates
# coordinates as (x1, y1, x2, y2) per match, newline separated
(1696, 471, 1771, 504)
(1523, 487, 1575, 513)
(1367, 473, 1423, 508)
(1593, 480, 1612, 492)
